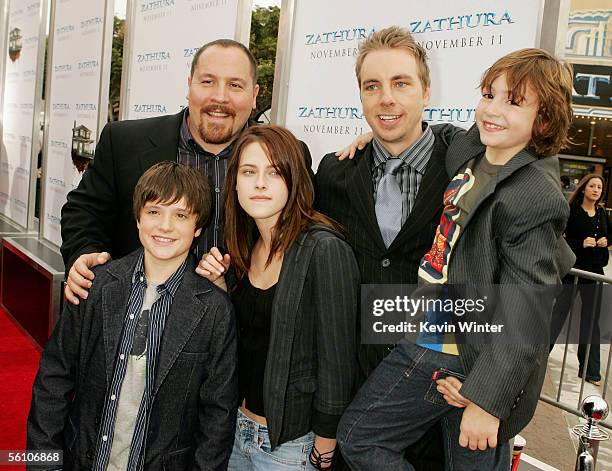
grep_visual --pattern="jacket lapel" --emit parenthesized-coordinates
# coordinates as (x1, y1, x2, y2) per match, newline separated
(265, 233, 313, 393)
(263, 230, 319, 429)
(346, 144, 386, 252)
(446, 124, 484, 178)
(153, 269, 210, 396)
(268, 235, 309, 349)
(138, 111, 183, 172)
(102, 253, 141, 384)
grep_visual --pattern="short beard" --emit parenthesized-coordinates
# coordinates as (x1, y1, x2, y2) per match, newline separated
(198, 120, 234, 145)
(197, 105, 237, 145)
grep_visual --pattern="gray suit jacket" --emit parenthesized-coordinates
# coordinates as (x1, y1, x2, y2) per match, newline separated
(445, 125, 574, 441)
(27, 250, 238, 470)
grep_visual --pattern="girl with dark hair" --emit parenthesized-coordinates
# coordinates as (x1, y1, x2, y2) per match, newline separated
(198, 125, 359, 470)
(551, 173, 610, 385)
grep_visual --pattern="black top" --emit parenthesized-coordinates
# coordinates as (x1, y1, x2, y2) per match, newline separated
(232, 275, 276, 417)
(177, 109, 235, 257)
(565, 205, 611, 274)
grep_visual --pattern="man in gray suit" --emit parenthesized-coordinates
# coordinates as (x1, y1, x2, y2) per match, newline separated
(337, 48, 575, 470)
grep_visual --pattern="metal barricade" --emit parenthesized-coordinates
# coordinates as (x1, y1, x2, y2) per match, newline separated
(540, 268, 612, 428)
(572, 396, 609, 469)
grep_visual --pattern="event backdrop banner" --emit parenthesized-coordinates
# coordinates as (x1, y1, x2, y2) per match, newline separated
(121, 0, 248, 120)
(276, 0, 545, 168)
(41, 0, 111, 246)
(0, 0, 44, 227)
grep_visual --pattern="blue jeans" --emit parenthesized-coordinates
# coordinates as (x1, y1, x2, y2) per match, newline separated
(227, 409, 316, 471)
(337, 342, 510, 471)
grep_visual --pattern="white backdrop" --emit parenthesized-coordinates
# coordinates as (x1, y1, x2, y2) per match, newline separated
(121, 0, 250, 120)
(41, 0, 111, 246)
(0, 0, 44, 227)
(276, 0, 545, 168)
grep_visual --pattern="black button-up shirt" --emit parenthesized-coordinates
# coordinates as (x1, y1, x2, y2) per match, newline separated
(177, 109, 235, 257)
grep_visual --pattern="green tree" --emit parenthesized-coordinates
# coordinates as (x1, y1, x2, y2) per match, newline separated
(108, 16, 125, 121)
(249, 6, 280, 120)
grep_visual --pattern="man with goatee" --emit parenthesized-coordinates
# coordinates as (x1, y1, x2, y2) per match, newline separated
(61, 39, 310, 304)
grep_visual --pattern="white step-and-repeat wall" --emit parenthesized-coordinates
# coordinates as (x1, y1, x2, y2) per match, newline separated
(40, 0, 113, 246)
(120, 0, 252, 120)
(0, 0, 46, 228)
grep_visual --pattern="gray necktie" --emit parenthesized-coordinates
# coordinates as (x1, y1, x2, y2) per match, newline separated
(375, 158, 403, 248)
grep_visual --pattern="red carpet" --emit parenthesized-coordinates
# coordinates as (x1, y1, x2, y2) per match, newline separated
(0, 306, 42, 470)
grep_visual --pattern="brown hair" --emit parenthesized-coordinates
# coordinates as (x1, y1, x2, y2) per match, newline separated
(355, 26, 430, 90)
(133, 161, 212, 230)
(190, 39, 258, 84)
(568, 173, 606, 208)
(224, 125, 338, 277)
(479, 48, 573, 157)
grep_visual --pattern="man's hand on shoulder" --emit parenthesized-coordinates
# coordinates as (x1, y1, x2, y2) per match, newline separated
(65, 252, 111, 305)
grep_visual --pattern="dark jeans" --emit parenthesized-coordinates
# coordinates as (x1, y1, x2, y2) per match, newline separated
(337, 342, 510, 471)
(357, 345, 444, 471)
(550, 275, 601, 382)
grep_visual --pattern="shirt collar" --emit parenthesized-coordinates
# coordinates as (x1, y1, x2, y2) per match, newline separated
(131, 249, 189, 298)
(372, 122, 434, 175)
(179, 108, 237, 159)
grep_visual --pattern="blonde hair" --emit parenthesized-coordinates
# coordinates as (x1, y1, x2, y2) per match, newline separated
(355, 26, 430, 90)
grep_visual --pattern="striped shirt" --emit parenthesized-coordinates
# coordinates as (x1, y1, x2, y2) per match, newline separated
(177, 109, 235, 257)
(93, 250, 188, 471)
(371, 123, 435, 224)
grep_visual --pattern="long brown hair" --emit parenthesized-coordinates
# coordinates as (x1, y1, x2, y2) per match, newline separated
(224, 125, 338, 277)
(568, 173, 606, 208)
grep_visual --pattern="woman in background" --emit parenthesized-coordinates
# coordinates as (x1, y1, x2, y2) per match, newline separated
(551, 173, 610, 385)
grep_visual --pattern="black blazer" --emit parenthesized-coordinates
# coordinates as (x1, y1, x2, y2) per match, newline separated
(232, 225, 359, 450)
(315, 124, 463, 377)
(27, 251, 238, 470)
(60, 112, 313, 275)
(564, 204, 611, 273)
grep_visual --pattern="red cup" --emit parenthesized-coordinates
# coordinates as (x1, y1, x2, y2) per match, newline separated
(511, 435, 526, 471)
